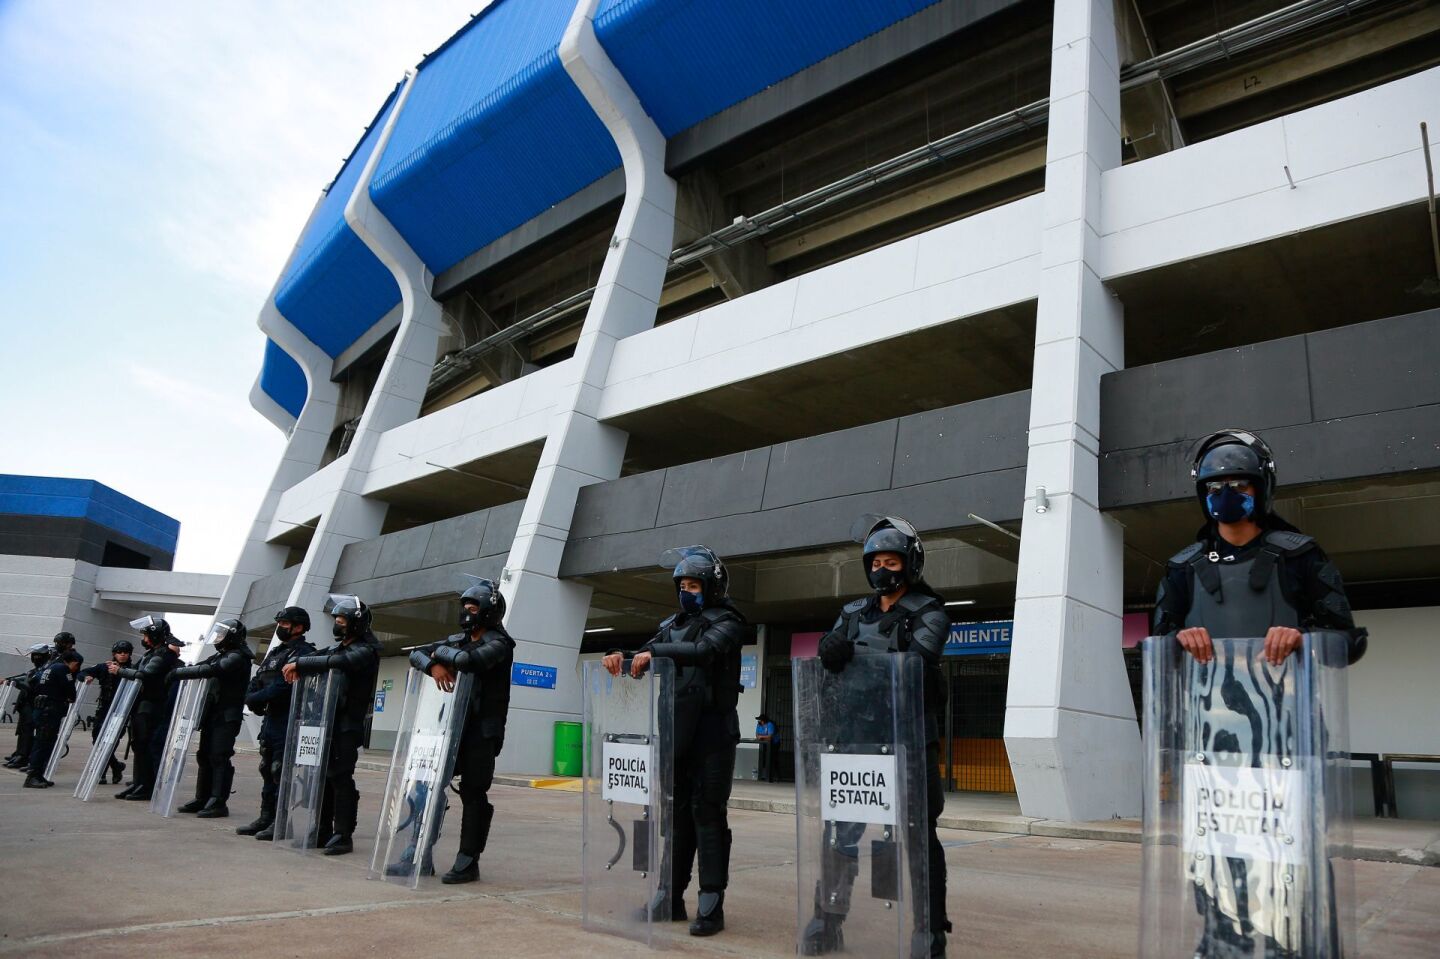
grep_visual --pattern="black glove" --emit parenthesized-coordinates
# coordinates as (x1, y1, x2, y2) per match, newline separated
(818, 632, 854, 674)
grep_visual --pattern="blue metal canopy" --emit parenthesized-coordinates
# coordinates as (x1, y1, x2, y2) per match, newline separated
(0, 475, 181, 554)
(259, 339, 308, 420)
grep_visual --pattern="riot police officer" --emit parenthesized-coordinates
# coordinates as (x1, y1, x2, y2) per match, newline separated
(80, 641, 134, 784)
(23, 649, 83, 788)
(240, 606, 316, 840)
(403, 577, 515, 883)
(1152, 429, 1366, 957)
(603, 545, 748, 938)
(283, 595, 381, 856)
(112, 617, 181, 801)
(3, 644, 51, 770)
(168, 619, 253, 818)
(808, 516, 950, 958)
(50, 631, 81, 667)
(1154, 428, 1367, 664)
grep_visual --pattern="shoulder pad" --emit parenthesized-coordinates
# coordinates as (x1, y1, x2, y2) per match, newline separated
(896, 592, 943, 615)
(658, 614, 678, 630)
(1168, 542, 1206, 567)
(1264, 530, 1315, 555)
(842, 598, 869, 615)
(700, 606, 742, 625)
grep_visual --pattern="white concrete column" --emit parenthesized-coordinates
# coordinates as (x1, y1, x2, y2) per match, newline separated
(1002, 0, 1141, 821)
(493, 0, 678, 772)
(282, 71, 450, 615)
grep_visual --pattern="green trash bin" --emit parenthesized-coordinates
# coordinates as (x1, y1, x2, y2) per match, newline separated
(553, 720, 583, 777)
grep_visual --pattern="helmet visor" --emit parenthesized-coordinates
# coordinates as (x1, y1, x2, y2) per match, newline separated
(323, 594, 362, 617)
(849, 513, 918, 545)
(658, 545, 720, 570)
(205, 622, 231, 646)
(129, 615, 160, 632)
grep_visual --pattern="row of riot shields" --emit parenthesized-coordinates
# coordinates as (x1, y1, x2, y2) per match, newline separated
(1140, 631, 1354, 959)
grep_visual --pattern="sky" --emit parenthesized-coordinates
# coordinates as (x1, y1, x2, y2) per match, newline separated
(0, 0, 481, 635)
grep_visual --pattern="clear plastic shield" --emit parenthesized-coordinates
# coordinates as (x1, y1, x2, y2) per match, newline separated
(149, 678, 213, 817)
(370, 669, 473, 887)
(75, 678, 139, 800)
(43, 681, 99, 782)
(581, 658, 674, 945)
(793, 653, 929, 958)
(273, 671, 343, 853)
(0, 683, 16, 723)
(1140, 632, 1354, 958)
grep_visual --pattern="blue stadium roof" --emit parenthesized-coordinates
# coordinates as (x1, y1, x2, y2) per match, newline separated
(257, 0, 940, 416)
(272, 89, 403, 359)
(368, 0, 619, 275)
(593, 0, 942, 137)
(0, 475, 181, 554)
(259, 339, 307, 420)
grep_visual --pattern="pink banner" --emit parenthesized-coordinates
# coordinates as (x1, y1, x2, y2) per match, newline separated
(790, 631, 823, 659)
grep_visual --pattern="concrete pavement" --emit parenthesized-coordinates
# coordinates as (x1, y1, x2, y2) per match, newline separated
(1, 745, 1436, 957)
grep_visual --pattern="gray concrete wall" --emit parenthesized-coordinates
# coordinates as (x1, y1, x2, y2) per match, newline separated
(562, 390, 1032, 576)
(1099, 308, 1440, 507)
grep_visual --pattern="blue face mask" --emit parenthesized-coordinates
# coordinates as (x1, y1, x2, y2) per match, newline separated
(679, 590, 705, 614)
(1206, 486, 1255, 524)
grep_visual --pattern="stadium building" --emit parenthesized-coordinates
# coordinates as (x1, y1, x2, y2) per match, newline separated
(223, 0, 1440, 821)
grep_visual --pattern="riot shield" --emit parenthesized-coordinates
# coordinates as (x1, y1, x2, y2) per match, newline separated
(370, 669, 473, 887)
(581, 658, 674, 945)
(793, 653, 929, 958)
(1140, 632, 1354, 958)
(0, 683, 15, 723)
(75, 678, 140, 801)
(272, 671, 344, 853)
(42, 681, 99, 782)
(148, 678, 214, 817)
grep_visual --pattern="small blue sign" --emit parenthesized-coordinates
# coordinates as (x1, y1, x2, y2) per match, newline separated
(945, 621, 1013, 656)
(512, 662, 558, 689)
(739, 654, 758, 689)
(373, 690, 386, 713)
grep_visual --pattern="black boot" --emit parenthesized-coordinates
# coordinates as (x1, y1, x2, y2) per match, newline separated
(254, 823, 276, 841)
(123, 786, 152, 801)
(115, 783, 139, 799)
(23, 773, 52, 788)
(635, 888, 687, 922)
(196, 798, 229, 819)
(800, 914, 845, 955)
(689, 891, 725, 937)
(108, 761, 126, 785)
(441, 852, 479, 884)
(236, 814, 272, 836)
(322, 834, 353, 856)
(177, 797, 207, 814)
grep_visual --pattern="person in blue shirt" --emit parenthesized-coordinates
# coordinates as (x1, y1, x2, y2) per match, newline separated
(754, 713, 779, 783)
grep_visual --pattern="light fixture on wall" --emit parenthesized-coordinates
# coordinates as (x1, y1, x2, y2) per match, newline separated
(583, 626, 614, 634)
(1034, 487, 1050, 514)
(944, 600, 976, 607)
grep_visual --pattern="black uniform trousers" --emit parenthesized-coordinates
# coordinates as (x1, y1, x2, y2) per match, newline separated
(11, 703, 34, 762)
(455, 730, 499, 857)
(924, 741, 950, 936)
(192, 718, 242, 803)
(318, 727, 363, 840)
(671, 709, 738, 897)
(257, 739, 282, 815)
(27, 700, 64, 774)
(129, 708, 161, 791)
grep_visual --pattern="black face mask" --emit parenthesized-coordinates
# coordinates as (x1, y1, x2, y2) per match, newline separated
(458, 607, 486, 632)
(275, 624, 293, 641)
(867, 566, 905, 595)
(333, 623, 347, 639)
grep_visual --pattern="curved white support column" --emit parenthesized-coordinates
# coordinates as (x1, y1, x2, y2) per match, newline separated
(490, 0, 679, 771)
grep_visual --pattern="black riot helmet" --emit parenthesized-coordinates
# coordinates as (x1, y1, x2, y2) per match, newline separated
(111, 640, 134, 655)
(207, 618, 248, 652)
(854, 514, 926, 591)
(130, 615, 171, 647)
(660, 546, 729, 604)
(28, 643, 51, 667)
(52, 631, 77, 650)
(1190, 428, 1277, 518)
(457, 575, 505, 632)
(275, 605, 311, 630)
(324, 594, 371, 639)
